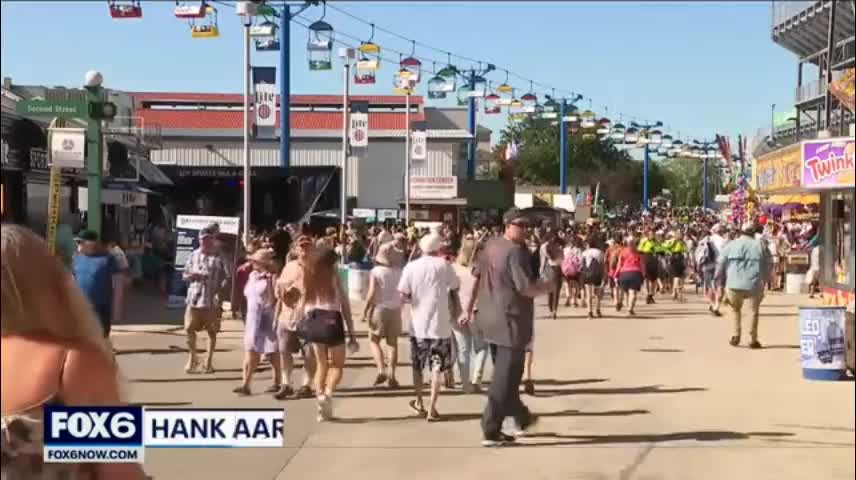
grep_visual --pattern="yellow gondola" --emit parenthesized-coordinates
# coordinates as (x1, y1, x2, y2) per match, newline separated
(190, 6, 219, 38)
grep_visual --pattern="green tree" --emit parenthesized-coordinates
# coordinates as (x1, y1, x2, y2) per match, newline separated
(660, 156, 721, 207)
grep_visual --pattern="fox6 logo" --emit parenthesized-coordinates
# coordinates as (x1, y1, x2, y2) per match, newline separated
(45, 406, 144, 446)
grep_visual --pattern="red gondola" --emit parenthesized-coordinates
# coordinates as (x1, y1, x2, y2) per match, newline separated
(109, 0, 142, 19)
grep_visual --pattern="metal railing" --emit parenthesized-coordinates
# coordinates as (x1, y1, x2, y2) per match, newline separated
(771, 0, 820, 27)
(795, 70, 846, 104)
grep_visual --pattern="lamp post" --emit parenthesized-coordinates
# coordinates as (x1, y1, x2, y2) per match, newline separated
(338, 48, 355, 228)
(545, 93, 581, 194)
(630, 120, 663, 211)
(83, 71, 105, 235)
(463, 64, 495, 180)
(690, 140, 719, 210)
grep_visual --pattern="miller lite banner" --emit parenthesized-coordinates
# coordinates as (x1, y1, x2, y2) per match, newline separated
(253, 67, 277, 128)
(349, 112, 368, 148)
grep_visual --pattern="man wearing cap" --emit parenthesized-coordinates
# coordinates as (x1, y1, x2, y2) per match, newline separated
(183, 225, 231, 373)
(466, 208, 559, 447)
(398, 232, 460, 422)
(71, 229, 125, 337)
(715, 221, 771, 349)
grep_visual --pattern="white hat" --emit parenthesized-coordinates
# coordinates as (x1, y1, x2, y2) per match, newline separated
(419, 233, 444, 254)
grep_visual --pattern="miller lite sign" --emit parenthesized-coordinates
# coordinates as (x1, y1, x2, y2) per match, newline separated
(349, 112, 368, 148)
(254, 83, 276, 128)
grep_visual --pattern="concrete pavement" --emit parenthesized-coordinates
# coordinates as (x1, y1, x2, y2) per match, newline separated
(111, 290, 855, 480)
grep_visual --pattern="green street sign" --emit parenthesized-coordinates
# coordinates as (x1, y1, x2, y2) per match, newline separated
(16, 99, 89, 118)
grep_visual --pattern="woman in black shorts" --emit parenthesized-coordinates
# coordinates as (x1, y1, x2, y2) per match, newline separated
(615, 237, 645, 317)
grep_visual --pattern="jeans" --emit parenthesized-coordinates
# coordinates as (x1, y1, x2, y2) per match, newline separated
(482, 344, 531, 437)
(451, 326, 488, 387)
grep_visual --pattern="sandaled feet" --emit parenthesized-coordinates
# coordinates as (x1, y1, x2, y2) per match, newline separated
(202, 363, 215, 374)
(426, 408, 442, 422)
(373, 373, 389, 387)
(184, 358, 199, 374)
(273, 385, 295, 400)
(729, 336, 741, 347)
(264, 384, 281, 394)
(232, 386, 251, 396)
(408, 400, 427, 417)
(387, 377, 400, 389)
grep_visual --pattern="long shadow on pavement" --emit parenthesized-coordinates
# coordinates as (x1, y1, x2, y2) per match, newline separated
(519, 430, 794, 447)
(332, 384, 707, 399)
(332, 408, 651, 424)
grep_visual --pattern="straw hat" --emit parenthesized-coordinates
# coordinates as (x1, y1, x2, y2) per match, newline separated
(419, 233, 444, 254)
(248, 248, 275, 265)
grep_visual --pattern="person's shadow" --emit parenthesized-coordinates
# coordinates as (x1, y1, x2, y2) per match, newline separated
(518, 430, 794, 447)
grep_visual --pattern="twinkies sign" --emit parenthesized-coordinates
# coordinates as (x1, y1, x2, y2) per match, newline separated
(801, 138, 855, 189)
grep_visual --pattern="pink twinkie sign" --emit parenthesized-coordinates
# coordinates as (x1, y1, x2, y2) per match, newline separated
(801, 138, 855, 189)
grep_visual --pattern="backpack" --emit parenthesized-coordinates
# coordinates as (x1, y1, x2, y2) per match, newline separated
(561, 253, 582, 277)
(699, 240, 717, 266)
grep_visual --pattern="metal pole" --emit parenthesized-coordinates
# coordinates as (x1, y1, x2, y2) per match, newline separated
(243, 23, 252, 241)
(86, 88, 103, 235)
(642, 142, 650, 211)
(559, 100, 567, 194)
(280, 5, 290, 169)
(703, 155, 709, 210)
(466, 72, 476, 180)
(405, 92, 412, 224)
(824, 0, 837, 129)
(341, 60, 350, 227)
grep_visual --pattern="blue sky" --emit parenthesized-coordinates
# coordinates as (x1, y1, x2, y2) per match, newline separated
(1, 1, 798, 145)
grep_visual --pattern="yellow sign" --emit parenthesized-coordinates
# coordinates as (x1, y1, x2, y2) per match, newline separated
(753, 144, 802, 193)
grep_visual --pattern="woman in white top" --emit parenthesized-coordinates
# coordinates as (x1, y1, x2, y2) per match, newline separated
(363, 242, 403, 389)
(451, 239, 488, 393)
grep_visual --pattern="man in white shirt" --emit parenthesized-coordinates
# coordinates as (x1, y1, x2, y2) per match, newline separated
(398, 233, 460, 422)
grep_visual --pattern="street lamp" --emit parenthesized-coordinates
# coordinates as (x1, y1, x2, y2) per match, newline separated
(338, 47, 355, 228)
(631, 120, 662, 211)
(237, 2, 254, 243)
(545, 93, 582, 194)
(692, 139, 720, 210)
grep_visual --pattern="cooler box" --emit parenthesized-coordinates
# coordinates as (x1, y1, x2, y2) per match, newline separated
(347, 261, 372, 301)
(799, 306, 847, 381)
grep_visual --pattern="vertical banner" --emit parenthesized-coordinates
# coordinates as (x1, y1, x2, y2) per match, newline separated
(411, 131, 427, 161)
(166, 215, 241, 309)
(252, 67, 277, 136)
(349, 112, 368, 147)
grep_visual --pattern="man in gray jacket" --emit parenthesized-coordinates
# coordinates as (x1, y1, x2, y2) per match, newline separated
(466, 208, 558, 447)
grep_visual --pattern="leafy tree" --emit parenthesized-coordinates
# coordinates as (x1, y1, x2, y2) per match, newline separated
(660, 156, 722, 207)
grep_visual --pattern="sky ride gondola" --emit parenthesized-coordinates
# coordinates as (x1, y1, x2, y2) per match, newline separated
(109, 0, 142, 19)
(307, 4, 334, 71)
(400, 43, 422, 84)
(190, 5, 219, 38)
(436, 54, 458, 93)
(427, 65, 448, 99)
(496, 71, 514, 106)
(174, 1, 207, 19)
(484, 85, 501, 115)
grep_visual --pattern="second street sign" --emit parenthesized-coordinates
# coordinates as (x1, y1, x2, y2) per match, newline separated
(16, 100, 88, 118)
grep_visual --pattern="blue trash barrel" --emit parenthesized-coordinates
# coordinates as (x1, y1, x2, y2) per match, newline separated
(799, 306, 848, 380)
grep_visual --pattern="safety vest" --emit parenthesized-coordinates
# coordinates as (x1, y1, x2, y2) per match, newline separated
(661, 239, 687, 254)
(638, 238, 656, 254)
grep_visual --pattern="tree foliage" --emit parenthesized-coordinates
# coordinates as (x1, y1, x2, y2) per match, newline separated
(660, 156, 724, 207)
(495, 115, 667, 206)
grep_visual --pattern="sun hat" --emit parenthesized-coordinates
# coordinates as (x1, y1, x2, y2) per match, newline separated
(419, 233, 444, 254)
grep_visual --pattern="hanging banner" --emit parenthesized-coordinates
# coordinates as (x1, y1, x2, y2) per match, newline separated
(49, 127, 86, 169)
(801, 138, 855, 189)
(349, 112, 368, 147)
(166, 215, 240, 309)
(411, 131, 427, 161)
(254, 83, 276, 128)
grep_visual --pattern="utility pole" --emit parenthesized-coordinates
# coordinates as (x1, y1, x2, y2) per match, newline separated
(242, 18, 252, 243)
(339, 48, 353, 227)
(405, 91, 412, 224)
(559, 100, 567, 194)
(464, 63, 494, 180)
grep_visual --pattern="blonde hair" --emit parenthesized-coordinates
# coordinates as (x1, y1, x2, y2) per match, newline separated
(1, 225, 111, 359)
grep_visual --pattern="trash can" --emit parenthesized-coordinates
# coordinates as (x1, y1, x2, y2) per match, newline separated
(799, 306, 848, 381)
(347, 261, 372, 301)
(786, 273, 807, 294)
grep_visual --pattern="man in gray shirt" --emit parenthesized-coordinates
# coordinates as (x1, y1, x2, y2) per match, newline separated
(466, 208, 558, 447)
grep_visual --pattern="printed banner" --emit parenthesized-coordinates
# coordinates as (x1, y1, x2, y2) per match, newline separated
(801, 138, 855, 189)
(411, 131, 427, 161)
(254, 83, 276, 128)
(349, 112, 368, 147)
(49, 127, 86, 169)
(799, 307, 847, 377)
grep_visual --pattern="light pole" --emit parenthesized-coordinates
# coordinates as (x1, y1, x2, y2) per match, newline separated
(544, 93, 581, 194)
(630, 121, 663, 211)
(404, 89, 412, 224)
(463, 64, 495, 180)
(691, 140, 720, 210)
(339, 48, 354, 227)
(83, 71, 105, 235)
(238, 2, 255, 242)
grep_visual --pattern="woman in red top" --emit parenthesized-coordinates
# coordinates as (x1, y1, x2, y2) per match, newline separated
(615, 236, 645, 317)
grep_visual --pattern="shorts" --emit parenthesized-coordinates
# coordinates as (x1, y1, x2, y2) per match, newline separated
(410, 337, 453, 373)
(658, 256, 672, 281)
(702, 267, 716, 290)
(618, 271, 644, 292)
(643, 255, 659, 279)
(277, 327, 305, 355)
(184, 306, 221, 335)
(582, 272, 603, 286)
(369, 307, 402, 346)
(300, 310, 346, 346)
(669, 255, 686, 279)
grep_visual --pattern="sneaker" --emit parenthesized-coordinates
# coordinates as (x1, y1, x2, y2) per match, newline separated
(507, 414, 540, 436)
(481, 432, 517, 447)
(317, 395, 333, 421)
(749, 340, 762, 349)
(712, 309, 723, 318)
(729, 336, 740, 347)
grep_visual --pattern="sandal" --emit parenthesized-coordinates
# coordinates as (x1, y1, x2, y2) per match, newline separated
(408, 400, 427, 417)
(232, 386, 251, 396)
(264, 384, 280, 394)
(294, 385, 314, 398)
(426, 409, 442, 422)
(388, 377, 400, 389)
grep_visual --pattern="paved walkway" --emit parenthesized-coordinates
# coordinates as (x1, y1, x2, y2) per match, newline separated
(111, 290, 855, 480)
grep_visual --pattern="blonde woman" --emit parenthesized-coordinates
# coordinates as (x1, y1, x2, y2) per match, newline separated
(452, 238, 488, 393)
(1, 224, 146, 480)
(363, 242, 403, 389)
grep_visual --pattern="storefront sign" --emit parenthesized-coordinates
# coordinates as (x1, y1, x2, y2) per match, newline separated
(409, 176, 457, 199)
(352, 208, 376, 219)
(167, 215, 240, 309)
(801, 138, 855, 189)
(753, 144, 802, 192)
(799, 307, 847, 379)
(349, 112, 368, 148)
(49, 127, 86, 169)
(377, 209, 399, 221)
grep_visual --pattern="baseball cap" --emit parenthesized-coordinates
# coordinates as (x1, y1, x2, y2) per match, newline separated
(502, 207, 531, 227)
(75, 229, 99, 242)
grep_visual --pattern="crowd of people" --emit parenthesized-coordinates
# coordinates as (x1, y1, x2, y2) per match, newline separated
(0, 201, 820, 463)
